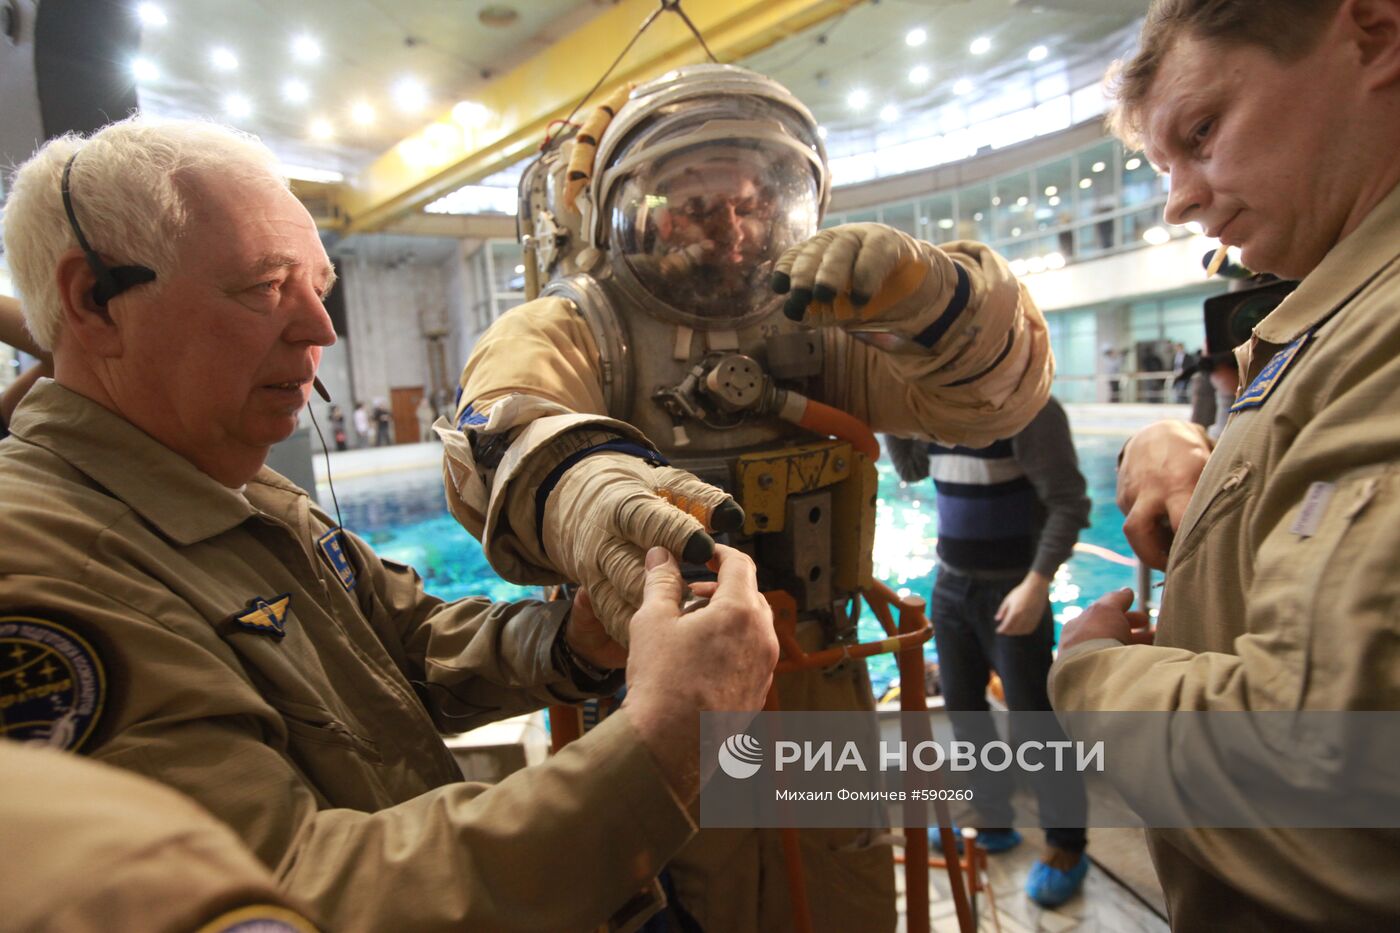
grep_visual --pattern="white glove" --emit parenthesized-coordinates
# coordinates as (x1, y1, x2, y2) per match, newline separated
(770, 223, 948, 337)
(541, 451, 743, 643)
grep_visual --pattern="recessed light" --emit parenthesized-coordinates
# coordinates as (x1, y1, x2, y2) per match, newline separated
(973, 211, 984, 221)
(210, 47, 238, 72)
(906, 28, 927, 47)
(938, 218, 954, 230)
(1079, 178, 1093, 189)
(224, 93, 253, 119)
(513, 264, 526, 274)
(953, 78, 973, 96)
(351, 101, 375, 126)
(292, 35, 321, 63)
(1143, 226, 1171, 246)
(991, 196, 1002, 206)
(970, 36, 991, 55)
(1011, 226, 1022, 237)
(132, 57, 159, 82)
(1092, 161, 1106, 173)
(908, 65, 930, 85)
(846, 89, 869, 111)
(451, 100, 489, 128)
(1028, 45, 1048, 63)
(310, 118, 334, 140)
(136, 4, 167, 28)
(393, 77, 428, 114)
(283, 79, 310, 104)
(1016, 196, 1029, 207)
(1044, 185, 1058, 196)
(1125, 157, 1143, 171)
(817, 125, 828, 139)
(1048, 195, 1061, 206)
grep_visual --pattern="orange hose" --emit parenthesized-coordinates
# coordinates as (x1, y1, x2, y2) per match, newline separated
(792, 396, 880, 460)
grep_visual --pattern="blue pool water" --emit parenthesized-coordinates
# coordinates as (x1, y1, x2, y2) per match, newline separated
(325, 433, 1139, 698)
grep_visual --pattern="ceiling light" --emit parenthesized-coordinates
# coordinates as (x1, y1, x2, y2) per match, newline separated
(906, 28, 927, 47)
(393, 77, 428, 114)
(880, 104, 899, 123)
(970, 36, 991, 55)
(991, 196, 1002, 206)
(953, 78, 973, 96)
(937, 218, 954, 230)
(1092, 160, 1106, 173)
(351, 101, 375, 126)
(136, 4, 167, 28)
(1011, 226, 1023, 237)
(1185, 221, 1206, 235)
(1016, 196, 1029, 206)
(1048, 195, 1061, 206)
(908, 65, 930, 85)
(1125, 157, 1143, 171)
(452, 100, 490, 128)
(309, 118, 334, 140)
(513, 264, 526, 274)
(280, 163, 344, 184)
(224, 93, 253, 119)
(846, 88, 869, 111)
(1044, 185, 1058, 196)
(283, 79, 310, 104)
(973, 211, 984, 221)
(1079, 178, 1093, 189)
(817, 125, 828, 139)
(132, 57, 159, 82)
(1143, 225, 1171, 246)
(210, 47, 238, 72)
(292, 35, 321, 63)
(1027, 45, 1048, 62)
(1045, 251, 1066, 270)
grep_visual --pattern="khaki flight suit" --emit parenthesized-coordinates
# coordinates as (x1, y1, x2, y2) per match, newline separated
(1050, 180, 1400, 930)
(0, 742, 316, 933)
(0, 382, 695, 933)
(448, 241, 1052, 931)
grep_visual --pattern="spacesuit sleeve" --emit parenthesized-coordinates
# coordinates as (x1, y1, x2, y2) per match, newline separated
(819, 239, 1053, 448)
(441, 296, 651, 583)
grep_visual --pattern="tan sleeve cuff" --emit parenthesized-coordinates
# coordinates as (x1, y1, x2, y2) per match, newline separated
(1049, 638, 1126, 710)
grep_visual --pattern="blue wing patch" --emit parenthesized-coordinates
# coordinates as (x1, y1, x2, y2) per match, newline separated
(1231, 329, 1313, 413)
(234, 594, 293, 639)
(0, 616, 106, 752)
(317, 528, 357, 591)
(456, 402, 488, 430)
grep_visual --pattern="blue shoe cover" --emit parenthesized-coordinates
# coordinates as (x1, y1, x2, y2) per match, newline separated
(1026, 853, 1089, 907)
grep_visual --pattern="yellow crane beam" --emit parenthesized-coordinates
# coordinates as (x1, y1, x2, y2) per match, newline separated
(335, 0, 863, 233)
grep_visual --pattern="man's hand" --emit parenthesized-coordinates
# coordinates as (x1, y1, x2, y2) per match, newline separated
(770, 223, 944, 334)
(622, 546, 778, 802)
(995, 571, 1051, 636)
(564, 587, 628, 671)
(543, 452, 744, 644)
(1059, 589, 1154, 654)
(1117, 420, 1213, 570)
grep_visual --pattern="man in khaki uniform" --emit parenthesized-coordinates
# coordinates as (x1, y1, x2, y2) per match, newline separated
(442, 65, 1051, 931)
(1049, 1, 1400, 929)
(1, 742, 316, 933)
(0, 117, 778, 932)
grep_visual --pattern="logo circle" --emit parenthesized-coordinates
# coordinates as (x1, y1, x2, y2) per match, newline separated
(0, 617, 106, 752)
(718, 732, 764, 780)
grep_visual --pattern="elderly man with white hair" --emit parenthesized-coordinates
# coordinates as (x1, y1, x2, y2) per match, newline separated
(0, 117, 778, 932)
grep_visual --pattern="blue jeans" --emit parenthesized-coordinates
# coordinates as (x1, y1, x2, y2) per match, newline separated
(930, 567, 1087, 852)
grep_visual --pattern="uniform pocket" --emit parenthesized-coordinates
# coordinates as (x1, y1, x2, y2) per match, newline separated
(1170, 461, 1253, 568)
(270, 694, 383, 763)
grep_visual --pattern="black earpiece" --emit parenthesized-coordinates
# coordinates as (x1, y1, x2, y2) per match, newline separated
(60, 153, 157, 306)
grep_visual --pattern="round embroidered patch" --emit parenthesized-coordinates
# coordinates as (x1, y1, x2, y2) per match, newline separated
(195, 905, 318, 933)
(0, 616, 106, 752)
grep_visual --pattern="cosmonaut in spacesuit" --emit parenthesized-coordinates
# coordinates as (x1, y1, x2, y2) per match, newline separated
(439, 64, 1052, 932)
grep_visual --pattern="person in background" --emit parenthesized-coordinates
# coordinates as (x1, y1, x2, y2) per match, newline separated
(372, 397, 392, 446)
(1, 294, 53, 435)
(885, 395, 1092, 908)
(352, 400, 371, 448)
(1102, 346, 1123, 402)
(415, 394, 435, 442)
(328, 404, 348, 452)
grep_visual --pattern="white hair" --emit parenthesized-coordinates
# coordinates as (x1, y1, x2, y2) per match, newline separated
(2, 117, 286, 351)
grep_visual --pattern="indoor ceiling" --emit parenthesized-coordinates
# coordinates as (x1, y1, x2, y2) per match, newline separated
(129, 0, 1148, 190)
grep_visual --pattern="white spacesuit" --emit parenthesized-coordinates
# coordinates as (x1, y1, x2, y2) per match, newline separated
(440, 64, 1052, 932)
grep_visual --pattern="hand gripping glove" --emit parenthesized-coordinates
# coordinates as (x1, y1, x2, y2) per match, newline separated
(770, 223, 958, 349)
(540, 450, 744, 644)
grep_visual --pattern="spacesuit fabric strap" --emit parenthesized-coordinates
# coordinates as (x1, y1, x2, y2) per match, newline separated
(913, 262, 971, 349)
(534, 440, 670, 543)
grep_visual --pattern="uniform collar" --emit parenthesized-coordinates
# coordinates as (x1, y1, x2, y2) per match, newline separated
(8, 380, 264, 545)
(1254, 178, 1400, 345)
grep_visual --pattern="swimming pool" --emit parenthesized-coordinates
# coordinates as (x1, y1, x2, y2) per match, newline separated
(324, 433, 1139, 697)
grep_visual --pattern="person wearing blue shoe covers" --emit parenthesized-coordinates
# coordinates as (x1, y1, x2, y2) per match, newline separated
(889, 395, 1092, 909)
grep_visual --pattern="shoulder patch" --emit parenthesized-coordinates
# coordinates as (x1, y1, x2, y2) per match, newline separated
(0, 616, 106, 752)
(195, 905, 318, 933)
(1231, 329, 1313, 413)
(234, 594, 293, 639)
(316, 528, 357, 591)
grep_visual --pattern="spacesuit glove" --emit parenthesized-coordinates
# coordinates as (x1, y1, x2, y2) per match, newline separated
(541, 451, 744, 643)
(770, 223, 947, 337)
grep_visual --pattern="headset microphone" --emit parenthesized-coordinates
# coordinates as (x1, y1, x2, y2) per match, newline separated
(313, 376, 332, 402)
